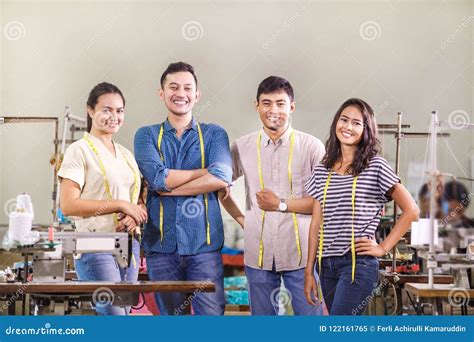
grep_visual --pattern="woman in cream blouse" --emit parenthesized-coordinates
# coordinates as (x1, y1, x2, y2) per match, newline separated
(58, 82, 147, 315)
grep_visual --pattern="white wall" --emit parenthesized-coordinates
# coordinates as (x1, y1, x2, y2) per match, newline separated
(0, 2, 4, 222)
(0, 0, 473, 224)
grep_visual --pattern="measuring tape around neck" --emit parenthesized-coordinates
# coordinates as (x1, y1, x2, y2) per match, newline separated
(157, 122, 211, 245)
(319, 170, 358, 283)
(256, 130, 302, 268)
(83, 134, 140, 268)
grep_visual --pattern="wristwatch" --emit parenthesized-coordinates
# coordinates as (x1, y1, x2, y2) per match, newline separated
(278, 199, 288, 212)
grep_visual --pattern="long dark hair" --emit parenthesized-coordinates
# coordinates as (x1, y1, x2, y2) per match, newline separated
(86, 82, 125, 132)
(323, 98, 381, 176)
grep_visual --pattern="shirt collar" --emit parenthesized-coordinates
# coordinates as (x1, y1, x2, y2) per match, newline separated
(261, 125, 293, 147)
(162, 116, 197, 132)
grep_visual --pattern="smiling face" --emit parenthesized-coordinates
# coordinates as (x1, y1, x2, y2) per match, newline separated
(335, 105, 364, 147)
(159, 71, 200, 116)
(87, 93, 124, 134)
(256, 91, 295, 132)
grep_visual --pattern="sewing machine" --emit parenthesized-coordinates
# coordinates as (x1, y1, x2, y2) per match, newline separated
(415, 245, 474, 289)
(0, 231, 216, 315)
(31, 231, 130, 283)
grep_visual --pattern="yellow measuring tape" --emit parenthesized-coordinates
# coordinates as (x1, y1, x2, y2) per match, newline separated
(256, 130, 302, 268)
(83, 134, 140, 268)
(157, 122, 211, 245)
(318, 171, 358, 283)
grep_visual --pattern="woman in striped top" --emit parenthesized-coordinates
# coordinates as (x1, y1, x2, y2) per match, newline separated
(303, 98, 419, 315)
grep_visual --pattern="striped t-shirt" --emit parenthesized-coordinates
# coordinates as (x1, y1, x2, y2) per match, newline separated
(304, 156, 400, 257)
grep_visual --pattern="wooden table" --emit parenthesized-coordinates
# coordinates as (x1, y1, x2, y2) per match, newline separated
(0, 281, 214, 294)
(404, 283, 474, 315)
(0, 281, 215, 315)
(378, 271, 453, 315)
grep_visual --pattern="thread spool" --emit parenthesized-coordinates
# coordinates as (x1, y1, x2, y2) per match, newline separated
(48, 226, 54, 242)
(8, 211, 33, 242)
(411, 218, 439, 246)
(16, 193, 34, 219)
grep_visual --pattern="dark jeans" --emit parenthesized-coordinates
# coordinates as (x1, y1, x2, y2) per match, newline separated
(318, 253, 379, 315)
(145, 250, 225, 315)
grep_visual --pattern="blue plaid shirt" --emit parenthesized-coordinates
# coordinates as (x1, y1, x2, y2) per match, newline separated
(134, 117, 232, 255)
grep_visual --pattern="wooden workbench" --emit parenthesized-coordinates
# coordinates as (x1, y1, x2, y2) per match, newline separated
(378, 271, 453, 315)
(0, 281, 215, 294)
(404, 283, 474, 315)
(0, 281, 215, 315)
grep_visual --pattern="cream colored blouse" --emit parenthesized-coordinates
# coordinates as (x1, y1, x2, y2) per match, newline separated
(58, 132, 141, 233)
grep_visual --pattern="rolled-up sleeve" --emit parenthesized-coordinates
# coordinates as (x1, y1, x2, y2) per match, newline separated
(58, 143, 86, 190)
(230, 141, 243, 182)
(206, 125, 233, 184)
(134, 126, 170, 192)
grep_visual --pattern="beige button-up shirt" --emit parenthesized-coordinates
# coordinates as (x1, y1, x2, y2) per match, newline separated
(231, 126, 325, 271)
(58, 132, 140, 233)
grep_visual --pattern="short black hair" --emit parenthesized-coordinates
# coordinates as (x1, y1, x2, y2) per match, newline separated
(160, 61, 198, 88)
(444, 181, 470, 207)
(256, 76, 294, 102)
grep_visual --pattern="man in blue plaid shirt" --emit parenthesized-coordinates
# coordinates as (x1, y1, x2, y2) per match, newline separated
(134, 62, 232, 315)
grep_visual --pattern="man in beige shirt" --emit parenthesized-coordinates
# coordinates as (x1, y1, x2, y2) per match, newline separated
(220, 76, 326, 315)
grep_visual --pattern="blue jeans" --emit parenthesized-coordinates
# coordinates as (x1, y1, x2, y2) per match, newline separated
(74, 238, 140, 316)
(245, 264, 326, 315)
(318, 253, 379, 315)
(145, 250, 225, 315)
